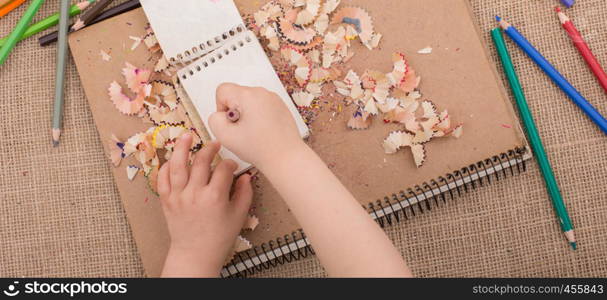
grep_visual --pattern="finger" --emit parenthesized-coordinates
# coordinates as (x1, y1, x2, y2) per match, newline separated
(188, 141, 220, 188)
(215, 82, 244, 112)
(169, 133, 192, 193)
(209, 159, 238, 196)
(157, 162, 171, 199)
(208, 111, 231, 140)
(230, 174, 253, 215)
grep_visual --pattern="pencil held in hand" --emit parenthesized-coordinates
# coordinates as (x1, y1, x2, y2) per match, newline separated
(556, 7, 607, 94)
(227, 109, 240, 122)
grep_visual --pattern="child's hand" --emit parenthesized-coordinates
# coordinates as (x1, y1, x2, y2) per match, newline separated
(208, 83, 306, 169)
(158, 133, 253, 277)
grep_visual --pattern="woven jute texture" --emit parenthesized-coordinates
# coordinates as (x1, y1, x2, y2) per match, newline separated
(1, 0, 606, 278)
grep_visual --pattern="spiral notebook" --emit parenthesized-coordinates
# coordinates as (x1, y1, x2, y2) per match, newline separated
(140, 0, 245, 63)
(69, 0, 532, 278)
(175, 30, 309, 173)
(142, 0, 309, 173)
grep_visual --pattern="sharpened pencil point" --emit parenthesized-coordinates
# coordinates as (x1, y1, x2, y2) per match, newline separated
(52, 129, 62, 146)
(570, 242, 577, 250)
(495, 15, 501, 22)
(555, 6, 561, 13)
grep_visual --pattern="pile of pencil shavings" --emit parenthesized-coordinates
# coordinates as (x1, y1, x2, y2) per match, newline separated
(250, 0, 463, 167)
(106, 26, 259, 259)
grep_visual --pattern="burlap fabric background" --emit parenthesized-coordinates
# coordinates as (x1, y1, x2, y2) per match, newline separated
(1, 0, 606, 277)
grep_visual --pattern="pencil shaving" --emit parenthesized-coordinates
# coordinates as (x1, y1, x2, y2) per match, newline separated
(225, 236, 253, 263)
(277, 9, 316, 45)
(417, 47, 433, 54)
(243, 215, 260, 231)
(108, 81, 145, 115)
(108, 134, 125, 167)
(292, 91, 315, 107)
(294, 0, 321, 26)
(281, 46, 312, 87)
(347, 110, 372, 130)
(129, 36, 142, 51)
(100, 49, 111, 61)
(126, 165, 140, 181)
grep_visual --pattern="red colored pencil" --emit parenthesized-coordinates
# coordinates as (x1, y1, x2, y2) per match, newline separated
(556, 7, 607, 94)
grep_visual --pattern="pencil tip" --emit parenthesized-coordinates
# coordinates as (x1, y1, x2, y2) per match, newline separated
(555, 6, 561, 13)
(53, 140, 59, 147)
(495, 15, 501, 22)
(570, 242, 577, 250)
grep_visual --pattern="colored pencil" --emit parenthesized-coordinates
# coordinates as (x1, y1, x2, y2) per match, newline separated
(39, 0, 141, 46)
(227, 109, 241, 123)
(52, 0, 70, 146)
(71, 0, 114, 31)
(0, 0, 45, 65)
(0, 0, 25, 18)
(556, 7, 607, 95)
(560, 0, 575, 8)
(497, 16, 607, 135)
(0, 1, 95, 48)
(0, 0, 14, 8)
(491, 28, 576, 250)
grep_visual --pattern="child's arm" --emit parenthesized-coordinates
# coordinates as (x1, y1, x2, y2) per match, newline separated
(158, 136, 253, 277)
(209, 83, 412, 277)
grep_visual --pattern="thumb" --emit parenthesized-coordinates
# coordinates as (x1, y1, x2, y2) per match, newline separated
(230, 174, 253, 215)
(208, 111, 231, 141)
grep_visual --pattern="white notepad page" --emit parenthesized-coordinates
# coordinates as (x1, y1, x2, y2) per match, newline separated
(178, 30, 310, 174)
(140, 0, 245, 63)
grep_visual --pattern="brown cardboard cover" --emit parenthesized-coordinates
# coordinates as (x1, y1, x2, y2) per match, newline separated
(69, 0, 525, 277)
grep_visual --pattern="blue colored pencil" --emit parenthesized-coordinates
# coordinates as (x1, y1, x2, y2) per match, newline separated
(560, 0, 575, 8)
(497, 16, 607, 135)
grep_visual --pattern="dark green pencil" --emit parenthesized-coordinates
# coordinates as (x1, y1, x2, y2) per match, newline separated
(491, 28, 576, 250)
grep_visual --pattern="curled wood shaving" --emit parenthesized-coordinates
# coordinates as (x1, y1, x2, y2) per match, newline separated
(295, 0, 321, 26)
(347, 110, 372, 130)
(243, 215, 260, 231)
(292, 91, 315, 107)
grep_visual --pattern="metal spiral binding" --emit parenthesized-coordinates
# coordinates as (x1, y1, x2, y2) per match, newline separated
(168, 24, 247, 66)
(221, 147, 528, 277)
(179, 30, 253, 81)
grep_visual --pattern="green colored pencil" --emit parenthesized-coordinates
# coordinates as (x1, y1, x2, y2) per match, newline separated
(0, 0, 46, 66)
(0, 0, 95, 48)
(52, 0, 70, 146)
(491, 28, 576, 250)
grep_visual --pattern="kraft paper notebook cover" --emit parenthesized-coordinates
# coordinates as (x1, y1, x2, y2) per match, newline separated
(69, 0, 531, 277)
